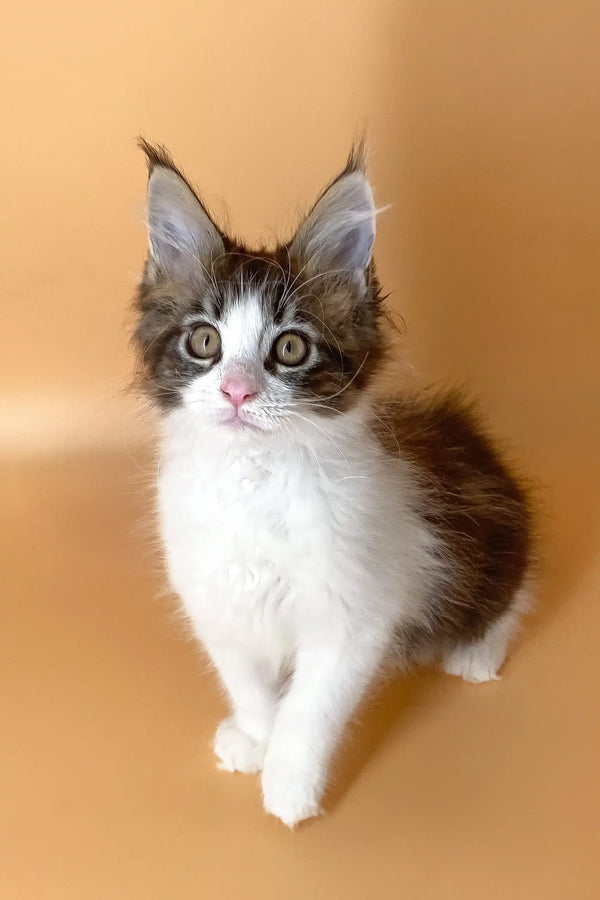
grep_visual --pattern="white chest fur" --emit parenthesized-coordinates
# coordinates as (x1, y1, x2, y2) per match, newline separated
(158, 410, 436, 656)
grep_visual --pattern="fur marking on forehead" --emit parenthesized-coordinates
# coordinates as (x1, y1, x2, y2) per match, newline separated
(220, 293, 269, 361)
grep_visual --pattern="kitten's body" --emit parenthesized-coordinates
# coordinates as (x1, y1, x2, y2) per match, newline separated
(134, 141, 533, 827)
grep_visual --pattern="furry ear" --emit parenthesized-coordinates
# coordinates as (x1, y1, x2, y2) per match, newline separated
(290, 148, 376, 280)
(139, 140, 224, 279)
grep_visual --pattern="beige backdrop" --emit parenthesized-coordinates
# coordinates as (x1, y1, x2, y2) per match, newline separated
(2, 2, 600, 898)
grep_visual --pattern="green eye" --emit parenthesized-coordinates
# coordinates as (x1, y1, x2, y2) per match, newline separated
(274, 332, 309, 366)
(188, 324, 221, 360)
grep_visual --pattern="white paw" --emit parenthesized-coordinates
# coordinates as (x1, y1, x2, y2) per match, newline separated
(444, 644, 501, 683)
(261, 764, 323, 828)
(214, 718, 267, 774)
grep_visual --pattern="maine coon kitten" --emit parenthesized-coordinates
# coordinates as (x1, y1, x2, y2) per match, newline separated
(133, 140, 533, 828)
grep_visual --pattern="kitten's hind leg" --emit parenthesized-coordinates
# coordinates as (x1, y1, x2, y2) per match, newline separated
(443, 584, 531, 684)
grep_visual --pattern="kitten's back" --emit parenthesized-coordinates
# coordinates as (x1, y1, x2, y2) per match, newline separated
(372, 391, 533, 653)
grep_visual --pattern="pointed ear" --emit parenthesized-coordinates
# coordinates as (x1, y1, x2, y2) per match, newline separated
(140, 141, 224, 279)
(290, 161, 376, 280)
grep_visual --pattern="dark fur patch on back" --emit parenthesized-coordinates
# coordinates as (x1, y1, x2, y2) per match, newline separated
(372, 391, 533, 653)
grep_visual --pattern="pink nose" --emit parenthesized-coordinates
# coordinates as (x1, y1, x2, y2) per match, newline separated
(220, 376, 259, 408)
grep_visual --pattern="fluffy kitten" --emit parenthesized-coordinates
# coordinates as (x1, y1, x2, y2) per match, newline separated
(133, 140, 533, 828)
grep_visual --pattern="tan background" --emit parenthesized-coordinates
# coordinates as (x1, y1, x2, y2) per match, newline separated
(2, 1, 599, 898)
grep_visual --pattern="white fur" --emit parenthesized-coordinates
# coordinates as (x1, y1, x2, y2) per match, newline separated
(158, 300, 438, 826)
(157, 298, 523, 827)
(443, 585, 531, 683)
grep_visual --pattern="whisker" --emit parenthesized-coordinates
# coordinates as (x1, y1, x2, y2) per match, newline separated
(286, 410, 351, 469)
(303, 352, 370, 405)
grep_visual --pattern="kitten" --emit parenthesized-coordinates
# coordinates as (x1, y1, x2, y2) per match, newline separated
(133, 140, 533, 828)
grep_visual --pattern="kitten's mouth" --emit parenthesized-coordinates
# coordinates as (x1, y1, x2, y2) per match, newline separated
(221, 412, 260, 432)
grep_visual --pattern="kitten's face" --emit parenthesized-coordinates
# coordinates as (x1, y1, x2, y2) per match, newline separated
(134, 142, 385, 435)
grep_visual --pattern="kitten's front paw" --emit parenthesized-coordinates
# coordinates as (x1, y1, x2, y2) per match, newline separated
(214, 718, 267, 774)
(261, 763, 323, 828)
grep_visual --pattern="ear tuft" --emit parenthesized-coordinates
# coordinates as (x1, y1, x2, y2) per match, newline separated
(342, 136, 368, 175)
(137, 137, 180, 175)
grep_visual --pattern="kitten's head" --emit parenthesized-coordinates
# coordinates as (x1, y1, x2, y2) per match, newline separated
(133, 140, 386, 436)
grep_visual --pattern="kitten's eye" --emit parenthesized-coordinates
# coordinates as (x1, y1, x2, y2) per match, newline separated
(274, 332, 309, 367)
(187, 324, 221, 360)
